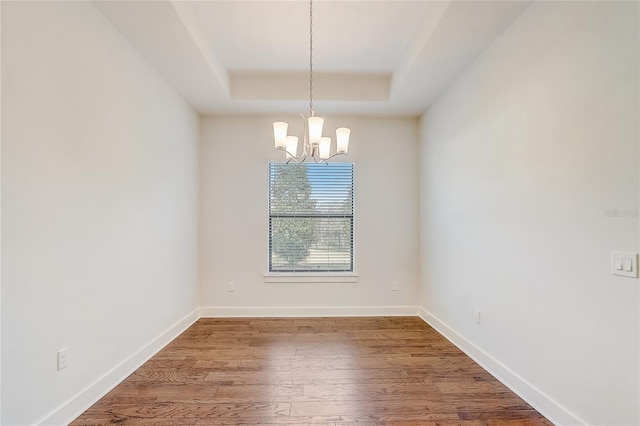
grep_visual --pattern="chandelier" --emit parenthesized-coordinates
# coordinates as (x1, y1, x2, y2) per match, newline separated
(272, 0, 350, 163)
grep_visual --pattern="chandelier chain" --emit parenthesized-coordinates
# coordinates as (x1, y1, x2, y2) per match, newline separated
(309, 0, 313, 116)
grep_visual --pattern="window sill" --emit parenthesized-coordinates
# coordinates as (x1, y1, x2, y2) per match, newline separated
(264, 273, 359, 283)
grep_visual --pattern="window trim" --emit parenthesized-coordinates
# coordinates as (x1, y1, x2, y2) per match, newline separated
(263, 273, 359, 283)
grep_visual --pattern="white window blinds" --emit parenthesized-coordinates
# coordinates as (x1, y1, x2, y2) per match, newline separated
(269, 162, 354, 272)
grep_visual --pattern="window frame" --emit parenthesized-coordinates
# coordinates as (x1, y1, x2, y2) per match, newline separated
(265, 162, 357, 281)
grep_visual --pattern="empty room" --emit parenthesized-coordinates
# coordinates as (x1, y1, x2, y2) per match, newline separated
(1, 0, 638, 425)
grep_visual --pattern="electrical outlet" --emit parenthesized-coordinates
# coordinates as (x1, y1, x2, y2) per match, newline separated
(57, 348, 69, 371)
(392, 281, 399, 291)
(474, 309, 481, 325)
(227, 281, 235, 292)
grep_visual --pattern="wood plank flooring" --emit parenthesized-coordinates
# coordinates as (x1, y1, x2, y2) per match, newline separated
(71, 317, 552, 425)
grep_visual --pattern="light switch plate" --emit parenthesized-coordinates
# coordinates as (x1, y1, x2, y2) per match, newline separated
(612, 252, 638, 278)
(57, 347, 69, 371)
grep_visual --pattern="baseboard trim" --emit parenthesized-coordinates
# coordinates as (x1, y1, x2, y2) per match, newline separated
(36, 306, 580, 426)
(37, 308, 200, 426)
(36, 306, 417, 425)
(200, 305, 420, 318)
(417, 307, 585, 426)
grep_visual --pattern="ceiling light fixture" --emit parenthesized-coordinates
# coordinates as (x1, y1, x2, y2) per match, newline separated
(273, 0, 350, 163)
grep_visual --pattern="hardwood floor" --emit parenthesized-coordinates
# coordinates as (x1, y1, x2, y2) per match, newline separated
(71, 317, 552, 425)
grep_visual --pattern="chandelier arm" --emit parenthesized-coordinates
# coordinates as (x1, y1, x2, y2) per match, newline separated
(277, 147, 308, 163)
(313, 154, 329, 165)
(323, 152, 350, 161)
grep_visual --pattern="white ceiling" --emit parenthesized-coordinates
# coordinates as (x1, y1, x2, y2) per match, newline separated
(193, 1, 430, 72)
(94, 1, 530, 117)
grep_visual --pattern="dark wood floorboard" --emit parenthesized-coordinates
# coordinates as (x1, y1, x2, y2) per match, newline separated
(71, 317, 552, 425)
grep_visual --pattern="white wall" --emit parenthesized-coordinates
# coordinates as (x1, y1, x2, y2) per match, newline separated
(419, 2, 639, 425)
(1, 2, 200, 425)
(200, 116, 419, 311)
(0, 2, 4, 421)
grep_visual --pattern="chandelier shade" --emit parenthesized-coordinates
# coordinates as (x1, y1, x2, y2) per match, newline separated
(336, 127, 350, 154)
(319, 137, 331, 160)
(273, 122, 288, 149)
(285, 136, 299, 159)
(308, 116, 324, 146)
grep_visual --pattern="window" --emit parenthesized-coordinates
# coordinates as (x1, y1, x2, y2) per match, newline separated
(269, 162, 354, 273)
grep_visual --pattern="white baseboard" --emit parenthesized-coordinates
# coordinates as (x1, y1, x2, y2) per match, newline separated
(417, 307, 585, 426)
(37, 308, 200, 426)
(200, 305, 420, 318)
(36, 306, 416, 425)
(36, 306, 580, 426)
